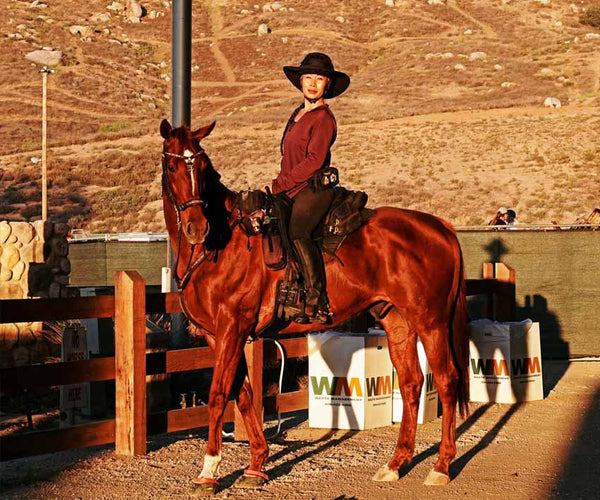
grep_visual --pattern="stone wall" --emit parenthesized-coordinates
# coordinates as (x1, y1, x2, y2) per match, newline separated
(0, 220, 74, 368)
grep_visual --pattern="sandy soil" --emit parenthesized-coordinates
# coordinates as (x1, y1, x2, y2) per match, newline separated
(1, 360, 599, 499)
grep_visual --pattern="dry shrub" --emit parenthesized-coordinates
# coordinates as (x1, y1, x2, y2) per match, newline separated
(580, 5, 600, 27)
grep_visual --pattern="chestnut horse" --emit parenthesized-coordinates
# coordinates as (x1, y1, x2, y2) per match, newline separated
(159, 119, 469, 493)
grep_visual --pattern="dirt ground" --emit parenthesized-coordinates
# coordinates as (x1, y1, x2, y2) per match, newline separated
(1, 360, 599, 499)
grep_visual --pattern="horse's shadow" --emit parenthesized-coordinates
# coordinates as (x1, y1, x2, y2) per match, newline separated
(397, 402, 523, 480)
(216, 414, 357, 487)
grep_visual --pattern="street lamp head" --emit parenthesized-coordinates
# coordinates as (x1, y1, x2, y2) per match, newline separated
(25, 49, 62, 68)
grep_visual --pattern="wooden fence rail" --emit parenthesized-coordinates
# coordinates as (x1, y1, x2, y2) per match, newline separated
(0, 264, 515, 461)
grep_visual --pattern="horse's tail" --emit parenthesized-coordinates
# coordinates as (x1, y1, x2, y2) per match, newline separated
(448, 240, 470, 420)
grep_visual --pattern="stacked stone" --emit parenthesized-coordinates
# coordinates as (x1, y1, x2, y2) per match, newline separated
(0, 220, 75, 368)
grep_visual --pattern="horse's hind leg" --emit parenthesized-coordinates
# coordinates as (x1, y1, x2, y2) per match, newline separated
(373, 308, 423, 482)
(419, 325, 460, 486)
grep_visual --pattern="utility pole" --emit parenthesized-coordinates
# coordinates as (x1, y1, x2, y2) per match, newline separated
(40, 66, 54, 221)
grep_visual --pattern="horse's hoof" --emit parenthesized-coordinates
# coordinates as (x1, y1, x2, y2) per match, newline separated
(191, 478, 218, 496)
(372, 464, 399, 482)
(191, 482, 217, 496)
(423, 469, 451, 486)
(234, 474, 267, 489)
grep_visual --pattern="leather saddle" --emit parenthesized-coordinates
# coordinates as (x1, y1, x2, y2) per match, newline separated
(239, 186, 373, 270)
(238, 186, 373, 331)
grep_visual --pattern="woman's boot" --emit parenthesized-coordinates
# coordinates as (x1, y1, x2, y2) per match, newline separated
(292, 238, 330, 324)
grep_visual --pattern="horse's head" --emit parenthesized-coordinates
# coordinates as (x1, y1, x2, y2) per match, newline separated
(160, 118, 218, 245)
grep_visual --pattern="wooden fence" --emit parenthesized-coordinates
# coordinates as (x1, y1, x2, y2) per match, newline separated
(0, 264, 515, 461)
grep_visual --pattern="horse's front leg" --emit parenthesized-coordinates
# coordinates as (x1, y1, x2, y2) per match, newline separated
(193, 321, 247, 494)
(231, 359, 269, 489)
(202, 334, 269, 489)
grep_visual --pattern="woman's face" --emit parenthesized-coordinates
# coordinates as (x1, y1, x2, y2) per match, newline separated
(300, 73, 329, 100)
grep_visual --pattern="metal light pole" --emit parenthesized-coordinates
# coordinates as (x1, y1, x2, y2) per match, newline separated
(164, 0, 192, 351)
(40, 66, 54, 221)
(172, 0, 192, 128)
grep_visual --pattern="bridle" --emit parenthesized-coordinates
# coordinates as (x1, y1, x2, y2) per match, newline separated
(162, 150, 208, 224)
(161, 147, 241, 293)
(161, 148, 212, 291)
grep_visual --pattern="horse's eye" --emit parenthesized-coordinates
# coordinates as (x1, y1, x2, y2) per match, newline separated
(167, 163, 176, 172)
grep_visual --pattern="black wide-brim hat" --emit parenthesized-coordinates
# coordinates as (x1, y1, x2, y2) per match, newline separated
(283, 52, 350, 99)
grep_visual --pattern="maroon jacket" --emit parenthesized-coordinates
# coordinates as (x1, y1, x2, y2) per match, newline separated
(272, 104, 337, 198)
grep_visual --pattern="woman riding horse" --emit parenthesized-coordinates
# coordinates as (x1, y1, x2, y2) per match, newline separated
(273, 52, 350, 324)
(159, 71, 469, 493)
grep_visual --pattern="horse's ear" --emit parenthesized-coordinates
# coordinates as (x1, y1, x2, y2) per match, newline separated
(160, 119, 172, 139)
(192, 121, 216, 141)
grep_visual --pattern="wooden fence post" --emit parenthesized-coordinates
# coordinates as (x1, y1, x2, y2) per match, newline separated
(482, 262, 495, 319)
(234, 339, 263, 441)
(114, 271, 147, 456)
(494, 263, 516, 321)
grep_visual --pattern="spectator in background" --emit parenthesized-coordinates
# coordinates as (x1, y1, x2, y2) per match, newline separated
(489, 207, 509, 226)
(507, 209, 518, 226)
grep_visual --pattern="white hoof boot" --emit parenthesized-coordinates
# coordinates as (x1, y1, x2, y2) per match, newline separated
(372, 464, 399, 482)
(424, 469, 451, 486)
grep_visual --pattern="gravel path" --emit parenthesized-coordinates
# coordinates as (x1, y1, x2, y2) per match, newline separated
(1, 361, 599, 499)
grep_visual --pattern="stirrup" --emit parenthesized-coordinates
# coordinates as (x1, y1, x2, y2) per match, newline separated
(292, 299, 311, 324)
(293, 301, 331, 325)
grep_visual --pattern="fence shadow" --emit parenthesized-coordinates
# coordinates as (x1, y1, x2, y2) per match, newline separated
(551, 387, 600, 498)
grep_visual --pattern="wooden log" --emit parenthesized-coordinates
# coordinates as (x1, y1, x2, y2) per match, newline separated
(147, 402, 235, 436)
(114, 271, 146, 456)
(0, 419, 115, 461)
(494, 263, 516, 321)
(277, 337, 308, 360)
(0, 357, 115, 394)
(0, 295, 114, 323)
(264, 390, 308, 415)
(145, 291, 183, 315)
(145, 346, 214, 375)
(235, 340, 263, 441)
(481, 263, 495, 319)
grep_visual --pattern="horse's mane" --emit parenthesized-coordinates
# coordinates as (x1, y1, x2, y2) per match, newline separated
(200, 155, 234, 251)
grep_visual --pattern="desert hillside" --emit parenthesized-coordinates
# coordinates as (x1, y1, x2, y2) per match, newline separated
(1, 0, 599, 231)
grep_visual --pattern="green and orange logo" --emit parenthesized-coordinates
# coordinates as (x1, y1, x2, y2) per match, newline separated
(310, 376, 393, 397)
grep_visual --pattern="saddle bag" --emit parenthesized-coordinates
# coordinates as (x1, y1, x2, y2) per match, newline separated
(262, 219, 286, 270)
(311, 167, 339, 191)
(260, 193, 292, 271)
(325, 189, 369, 236)
(239, 189, 267, 236)
(239, 189, 266, 213)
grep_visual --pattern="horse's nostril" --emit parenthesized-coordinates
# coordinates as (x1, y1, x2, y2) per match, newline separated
(186, 222, 197, 237)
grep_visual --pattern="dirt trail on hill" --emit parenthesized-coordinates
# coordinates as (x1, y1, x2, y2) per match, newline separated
(207, 1, 236, 83)
(1, 361, 598, 499)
